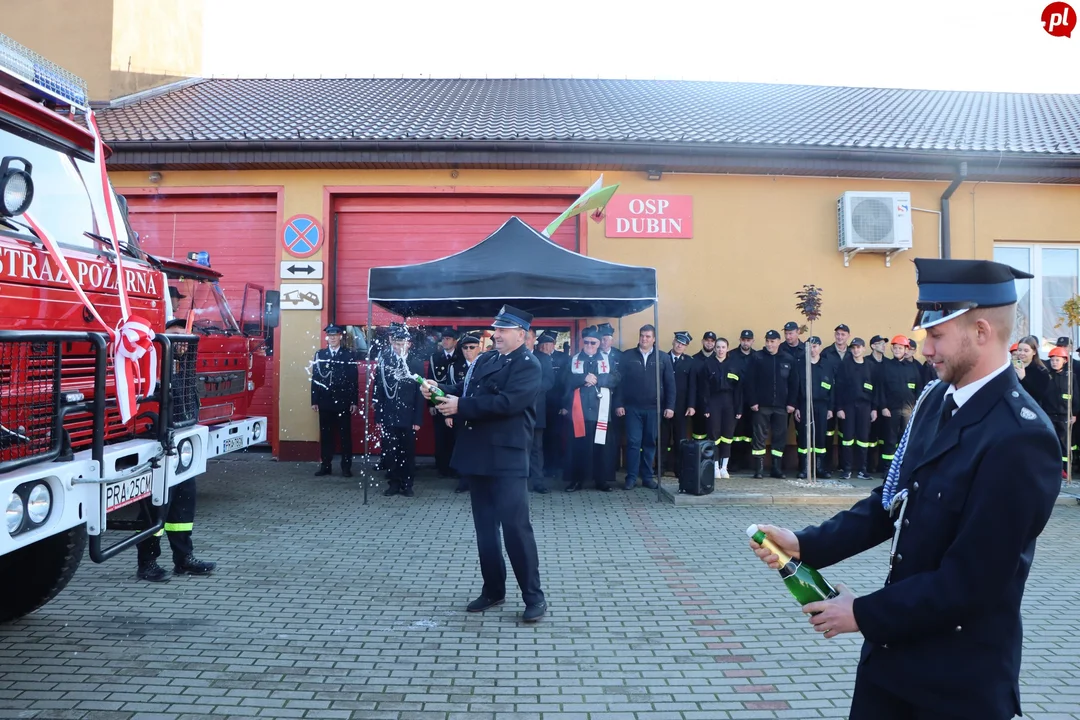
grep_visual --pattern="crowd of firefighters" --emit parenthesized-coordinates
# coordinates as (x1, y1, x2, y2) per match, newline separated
(311, 320, 1080, 495)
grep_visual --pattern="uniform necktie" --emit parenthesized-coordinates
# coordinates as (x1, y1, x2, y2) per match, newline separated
(463, 357, 478, 396)
(938, 393, 958, 433)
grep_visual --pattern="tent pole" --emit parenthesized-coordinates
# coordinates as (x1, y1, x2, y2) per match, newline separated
(655, 302, 662, 503)
(363, 303, 373, 506)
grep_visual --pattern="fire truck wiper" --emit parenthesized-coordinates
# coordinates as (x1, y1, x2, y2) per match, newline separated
(0, 217, 41, 241)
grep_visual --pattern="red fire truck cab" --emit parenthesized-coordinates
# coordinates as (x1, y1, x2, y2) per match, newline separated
(0, 32, 267, 624)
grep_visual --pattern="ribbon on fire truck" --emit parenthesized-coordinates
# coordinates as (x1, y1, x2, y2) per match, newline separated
(20, 110, 156, 424)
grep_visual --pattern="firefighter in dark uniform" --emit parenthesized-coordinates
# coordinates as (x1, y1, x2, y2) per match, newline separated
(866, 335, 888, 474)
(699, 336, 742, 479)
(880, 335, 922, 479)
(662, 331, 698, 478)
(310, 324, 359, 477)
(691, 331, 718, 440)
(526, 328, 555, 493)
(136, 313, 215, 582)
(748, 329, 796, 479)
(779, 321, 805, 362)
(428, 329, 463, 478)
(374, 324, 426, 497)
(820, 323, 852, 472)
(790, 336, 834, 479)
(1046, 345, 1078, 475)
(539, 331, 568, 484)
(448, 334, 482, 493)
(750, 257, 1060, 720)
(730, 329, 757, 470)
(423, 305, 547, 623)
(835, 337, 879, 480)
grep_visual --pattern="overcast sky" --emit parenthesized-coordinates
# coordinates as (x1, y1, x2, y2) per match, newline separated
(202, 0, 1080, 93)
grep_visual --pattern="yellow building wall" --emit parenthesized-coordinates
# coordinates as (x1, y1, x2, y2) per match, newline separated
(1, 0, 114, 101)
(110, 0, 203, 98)
(109, 168, 1080, 448)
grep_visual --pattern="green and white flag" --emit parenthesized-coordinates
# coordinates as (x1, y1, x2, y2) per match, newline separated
(543, 175, 620, 237)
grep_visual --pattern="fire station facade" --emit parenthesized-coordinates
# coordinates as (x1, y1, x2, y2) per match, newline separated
(98, 78, 1080, 460)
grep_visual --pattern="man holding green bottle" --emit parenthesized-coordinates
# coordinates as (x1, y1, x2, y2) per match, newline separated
(750, 258, 1061, 720)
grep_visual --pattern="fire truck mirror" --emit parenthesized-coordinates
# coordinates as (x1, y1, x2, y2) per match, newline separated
(264, 290, 280, 330)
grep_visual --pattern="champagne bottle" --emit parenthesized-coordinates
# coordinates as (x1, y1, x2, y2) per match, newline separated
(746, 524, 839, 605)
(413, 374, 446, 405)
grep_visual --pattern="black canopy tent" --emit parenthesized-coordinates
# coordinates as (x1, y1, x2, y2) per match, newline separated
(362, 216, 664, 503)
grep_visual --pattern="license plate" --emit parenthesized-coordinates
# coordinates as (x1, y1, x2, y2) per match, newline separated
(105, 472, 153, 513)
(223, 435, 246, 453)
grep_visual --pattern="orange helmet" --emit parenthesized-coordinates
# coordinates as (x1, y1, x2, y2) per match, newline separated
(1049, 346, 1069, 359)
(890, 335, 909, 346)
(1010, 342, 1019, 352)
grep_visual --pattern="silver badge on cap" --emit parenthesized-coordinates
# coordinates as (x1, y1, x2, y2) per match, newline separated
(1020, 407, 1037, 420)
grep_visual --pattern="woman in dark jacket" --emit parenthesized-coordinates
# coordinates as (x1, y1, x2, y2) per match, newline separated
(700, 337, 743, 480)
(1014, 335, 1052, 412)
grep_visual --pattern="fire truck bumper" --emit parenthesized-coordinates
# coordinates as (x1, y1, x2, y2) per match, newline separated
(205, 417, 267, 458)
(0, 456, 98, 556)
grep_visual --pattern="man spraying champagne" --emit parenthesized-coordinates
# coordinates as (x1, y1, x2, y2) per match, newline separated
(749, 258, 1061, 720)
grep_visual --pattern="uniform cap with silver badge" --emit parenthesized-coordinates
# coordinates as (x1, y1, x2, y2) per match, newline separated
(912, 258, 1034, 331)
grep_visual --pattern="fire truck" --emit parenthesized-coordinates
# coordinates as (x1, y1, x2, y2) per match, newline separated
(0, 33, 269, 623)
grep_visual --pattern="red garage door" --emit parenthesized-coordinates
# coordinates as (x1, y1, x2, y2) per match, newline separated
(333, 193, 579, 457)
(122, 193, 280, 451)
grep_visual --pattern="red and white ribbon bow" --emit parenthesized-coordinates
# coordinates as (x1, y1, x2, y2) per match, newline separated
(113, 316, 157, 424)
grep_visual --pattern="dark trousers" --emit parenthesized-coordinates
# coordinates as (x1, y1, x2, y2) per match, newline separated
(569, 421, 612, 490)
(1052, 415, 1069, 465)
(382, 426, 415, 490)
(318, 404, 353, 470)
(529, 427, 546, 489)
(543, 411, 565, 477)
(466, 475, 544, 606)
(796, 402, 829, 466)
(624, 406, 659, 483)
(661, 408, 691, 474)
(732, 405, 754, 468)
(825, 414, 841, 470)
(136, 478, 195, 565)
(752, 405, 788, 465)
(849, 671, 1003, 720)
(706, 393, 736, 459)
(882, 409, 908, 468)
(433, 413, 456, 476)
(868, 414, 884, 472)
(690, 407, 709, 439)
(840, 402, 873, 472)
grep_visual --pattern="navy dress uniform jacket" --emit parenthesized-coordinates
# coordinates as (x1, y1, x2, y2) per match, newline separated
(310, 347, 359, 408)
(533, 350, 555, 430)
(795, 369, 1060, 719)
(440, 344, 542, 477)
(373, 354, 427, 429)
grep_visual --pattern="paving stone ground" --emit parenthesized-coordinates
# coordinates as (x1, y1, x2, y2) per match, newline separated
(2, 454, 1079, 720)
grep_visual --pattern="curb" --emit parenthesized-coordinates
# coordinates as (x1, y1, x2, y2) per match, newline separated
(659, 484, 1080, 507)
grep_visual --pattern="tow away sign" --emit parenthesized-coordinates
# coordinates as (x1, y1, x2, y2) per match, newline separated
(279, 283, 324, 310)
(280, 261, 324, 280)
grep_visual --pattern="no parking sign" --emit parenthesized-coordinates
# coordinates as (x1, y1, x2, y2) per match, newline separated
(281, 214, 323, 258)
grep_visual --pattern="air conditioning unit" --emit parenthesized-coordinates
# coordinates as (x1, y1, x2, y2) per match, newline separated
(837, 191, 913, 267)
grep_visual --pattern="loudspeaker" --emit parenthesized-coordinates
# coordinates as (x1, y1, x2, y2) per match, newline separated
(678, 439, 715, 495)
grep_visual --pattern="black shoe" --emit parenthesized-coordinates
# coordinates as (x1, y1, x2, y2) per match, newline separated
(839, 470, 852, 480)
(342, 468, 353, 478)
(770, 467, 785, 479)
(402, 488, 415, 497)
(174, 556, 216, 576)
(534, 486, 550, 494)
(454, 485, 468, 494)
(137, 562, 171, 583)
(753, 458, 764, 479)
(597, 485, 612, 492)
(565, 484, 581, 493)
(383, 486, 399, 497)
(314, 467, 331, 477)
(466, 595, 505, 613)
(857, 471, 873, 480)
(522, 600, 547, 623)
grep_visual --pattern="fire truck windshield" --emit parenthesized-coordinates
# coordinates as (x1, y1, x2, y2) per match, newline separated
(169, 277, 240, 335)
(1, 127, 96, 249)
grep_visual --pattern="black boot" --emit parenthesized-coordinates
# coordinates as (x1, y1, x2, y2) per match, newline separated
(797, 454, 808, 479)
(137, 561, 171, 583)
(816, 456, 831, 479)
(174, 556, 215, 576)
(753, 457, 764, 479)
(770, 455, 785, 479)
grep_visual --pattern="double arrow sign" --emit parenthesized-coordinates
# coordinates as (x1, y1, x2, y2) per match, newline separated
(279, 260, 324, 280)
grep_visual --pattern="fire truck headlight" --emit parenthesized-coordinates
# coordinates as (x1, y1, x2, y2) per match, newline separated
(177, 438, 194, 472)
(26, 483, 51, 525)
(5, 492, 23, 535)
(0, 156, 34, 217)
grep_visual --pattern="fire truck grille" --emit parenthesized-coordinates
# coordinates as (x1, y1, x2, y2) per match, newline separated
(0, 340, 59, 467)
(170, 339, 199, 428)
